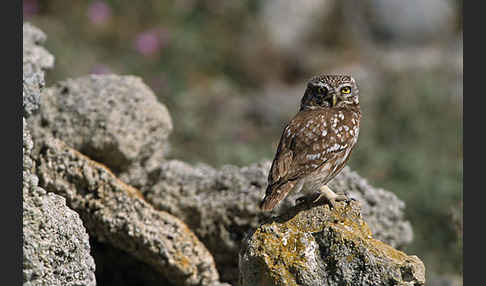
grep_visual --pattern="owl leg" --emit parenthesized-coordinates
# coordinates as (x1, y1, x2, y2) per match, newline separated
(314, 185, 353, 208)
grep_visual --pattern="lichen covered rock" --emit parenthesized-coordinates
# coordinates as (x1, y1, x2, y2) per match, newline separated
(239, 201, 425, 286)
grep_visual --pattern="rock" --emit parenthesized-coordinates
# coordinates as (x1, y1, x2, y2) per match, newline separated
(122, 160, 271, 283)
(327, 167, 413, 248)
(23, 191, 97, 286)
(24, 120, 96, 286)
(23, 22, 54, 118)
(23, 23, 97, 286)
(35, 137, 224, 286)
(239, 201, 425, 286)
(122, 160, 413, 284)
(23, 119, 36, 181)
(24, 118, 96, 286)
(29, 74, 173, 173)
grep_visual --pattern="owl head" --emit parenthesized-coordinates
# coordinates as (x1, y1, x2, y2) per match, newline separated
(300, 75, 359, 111)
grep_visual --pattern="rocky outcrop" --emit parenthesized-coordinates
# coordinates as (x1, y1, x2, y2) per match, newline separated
(24, 22, 421, 286)
(23, 23, 96, 286)
(36, 137, 225, 286)
(27, 57, 413, 286)
(122, 160, 413, 283)
(239, 201, 425, 286)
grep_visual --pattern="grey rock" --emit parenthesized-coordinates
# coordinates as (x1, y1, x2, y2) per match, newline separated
(23, 119, 45, 198)
(23, 23, 97, 286)
(24, 122, 96, 286)
(29, 74, 173, 173)
(36, 137, 224, 286)
(122, 159, 413, 284)
(23, 119, 35, 178)
(23, 22, 54, 118)
(239, 201, 425, 286)
(23, 192, 97, 286)
(23, 22, 54, 67)
(121, 160, 270, 283)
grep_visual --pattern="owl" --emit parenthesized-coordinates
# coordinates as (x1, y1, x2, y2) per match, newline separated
(260, 74, 361, 211)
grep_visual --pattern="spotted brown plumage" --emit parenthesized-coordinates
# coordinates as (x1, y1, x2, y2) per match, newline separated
(260, 75, 361, 211)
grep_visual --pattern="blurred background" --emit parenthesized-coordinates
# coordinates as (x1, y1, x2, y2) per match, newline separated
(24, 0, 462, 284)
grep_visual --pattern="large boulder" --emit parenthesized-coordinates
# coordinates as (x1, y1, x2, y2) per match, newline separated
(239, 201, 425, 285)
(29, 74, 173, 173)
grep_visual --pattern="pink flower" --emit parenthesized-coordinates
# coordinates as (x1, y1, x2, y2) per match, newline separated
(134, 28, 171, 57)
(87, 1, 112, 25)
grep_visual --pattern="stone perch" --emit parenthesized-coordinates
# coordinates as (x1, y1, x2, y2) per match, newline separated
(239, 201, 425, 286)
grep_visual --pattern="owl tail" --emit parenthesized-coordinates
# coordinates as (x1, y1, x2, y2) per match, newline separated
(260, 181, 295, 211)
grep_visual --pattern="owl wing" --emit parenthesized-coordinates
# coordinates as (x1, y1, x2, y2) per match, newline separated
(261, 110, 347, 210)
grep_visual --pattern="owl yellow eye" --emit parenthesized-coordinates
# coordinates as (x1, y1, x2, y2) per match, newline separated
(341, 86, 351, 94)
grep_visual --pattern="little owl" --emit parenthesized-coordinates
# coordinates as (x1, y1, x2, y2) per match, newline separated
(260, 74, 361, 211)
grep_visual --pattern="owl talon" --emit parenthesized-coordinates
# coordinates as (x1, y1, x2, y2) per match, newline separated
(314, 186, 355, 209)
(327, 198, 337, 209)
(295, 190, 354, 209)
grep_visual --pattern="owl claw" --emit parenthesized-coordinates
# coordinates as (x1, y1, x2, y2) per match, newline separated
(295, 189, 355, 209)
(316, 187, 355, 209)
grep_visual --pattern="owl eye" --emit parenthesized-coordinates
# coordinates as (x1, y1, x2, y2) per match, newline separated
(316, 87, 328, 96)
(340, 86, 352, 94)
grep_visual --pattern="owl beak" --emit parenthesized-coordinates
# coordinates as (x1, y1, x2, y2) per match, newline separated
(331, 94, 337, 107)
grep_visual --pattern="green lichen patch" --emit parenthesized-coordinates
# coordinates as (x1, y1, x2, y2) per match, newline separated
(240, 201, 425, 285)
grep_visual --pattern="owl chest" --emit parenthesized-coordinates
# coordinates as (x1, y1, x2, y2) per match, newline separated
(295, 111, 360, 191)
(292, 111, 359, 156)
